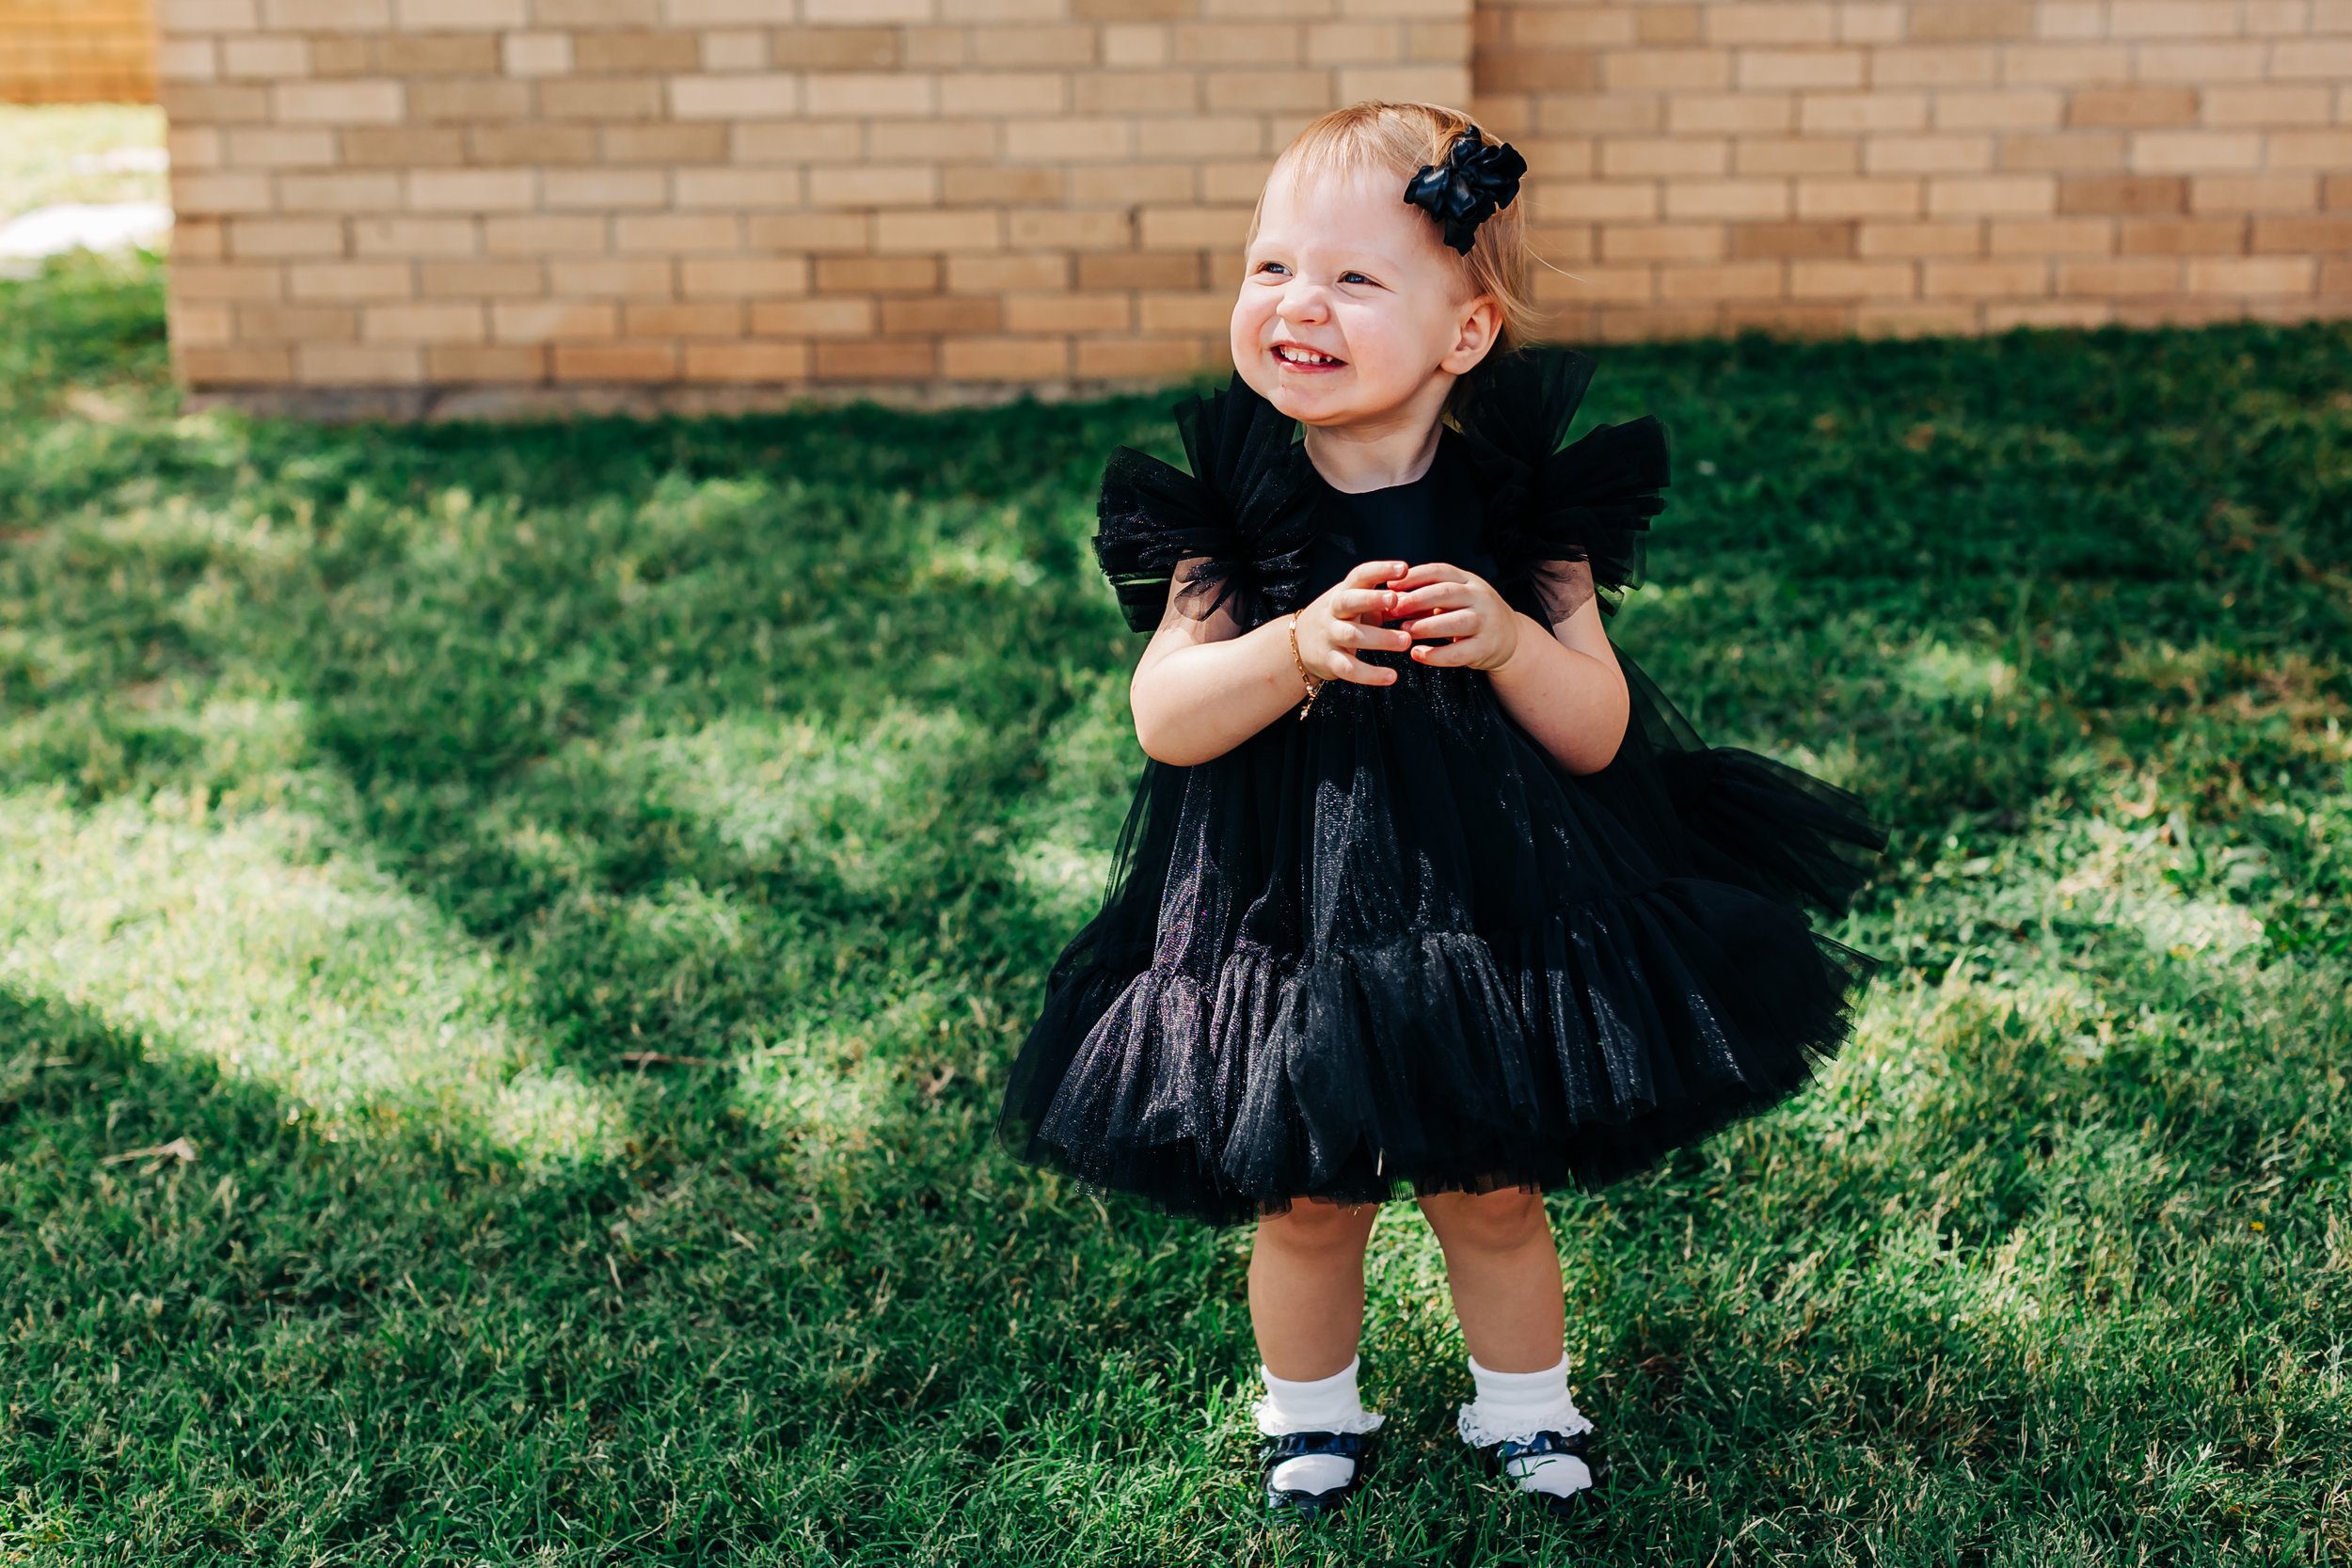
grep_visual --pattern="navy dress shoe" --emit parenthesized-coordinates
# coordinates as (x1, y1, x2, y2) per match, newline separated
(1478, 1427, 1605, 1520)
(1257, 1427, 1379, 1521)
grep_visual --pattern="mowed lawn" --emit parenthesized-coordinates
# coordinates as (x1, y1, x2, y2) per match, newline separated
(1, 250, 2346, 1567)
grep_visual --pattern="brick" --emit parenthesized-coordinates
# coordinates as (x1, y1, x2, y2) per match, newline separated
(1788, 258, 1915, 294)
(394, 0, 525, 25)
(1854, 301, 1979, 334)
(2109, 0, 2247, 33)
(470, 125, 599, 165)
(735, 120, 866, 165)
(2201, 86, 2331, 127)
(234, 305, 359, 341)
(2190, 173, 2320, 212)
(2268, 39, 2352, 79)
(2252, 215, 2352, 254)
(1867, 43, 2000, 86)
(1909, 1, 2035, 40)
(1986, 216, 2114, 253)
(1667, 92, 1794, 134)
(615, 214, 743, 253)
(1984, 299, 2111, 326)
(1004, 293, 1129, 331)
(1795, 177, 1922, 217)
(353, 219, 477, 258)
(2119, 216, 2249, 253)
(1704, 3, 1836, 43)
(492, 301, 618, 342)
(183, 347, 298, 385)
(1076, 252, 1196, 289)
(160, 81, 270, 120)
(1736, 48, 1863, 87)
(362, 302, 486, 343)
(344, 128, 468, 166)
(1932, 88, 2064, 131)
(275, 79, 404, 122)
(1997, 132, 2127, 173)
(1726, 219, 1858, 257)
(1074, 337, 1216, 380)
(686, 342, 812, 382)
(2056, 257, 2181, 294)
(2058, 175, 2185, 215)
(1927, 175, 2055, 215)
(484, 214, 609, 254)
(881, 296, 1003, 335)
(624, 302, 743, 337)
(219, 37, 307, 77)
(418, 261, 543, 297)
(1603, 225, 1731, 261)
(538, 168, 668, 210)
(221, 128, 339, 167)
(1921, 257, 2050, 293)
(539, 77, 665, 120)
(2271, 132, 2352, 171)
(1857, 219, 1984, 255)
(2068, 86, 2199, 129)
(747, 213, 871, 252)
(602, 124, 729, 164)
(808, 166, 937, 208)
(2128, 131, 2264, 173)
(262, 0, 389, 28)
(1601, 137, 1730, 178)
(815, 340, 938, 380)
(574, 30, 701, 72)
(1662, 180, 1792, 218)
(426, 344, 546, 382)
(1657, 261, 1783, 299)
(407, 169, 536, 212)
(672, 73, 802, 119)
(682, 257, 814, 296)
(2185, 257, 2317, 293)
(748, 298, 876, 335)
(941, 336, 1070, 380)
(278, 173, 405, 214)
(375, 35, 499, 73)
(1865, 135, 1994, 174)
(2133, 40, 2265, 78)
(1736, 137, 1861, 175)
(1599, 49, 1731, 90)
(553, 341, 680, 382)
(229, 219, 344, 259)
(294, 344, 424, 384)
(288, 262, 415, 301)
(1799, 91, 1928, 133)
(874, 210, 1005, 252)
(2000, 42, 2132, 83)
(409, 79, 534, 122)
(1721, 301, 1853, 334)
(175, 173, 275, 215)
(503, 32, 573, 75)
(548, 260, 675, 296)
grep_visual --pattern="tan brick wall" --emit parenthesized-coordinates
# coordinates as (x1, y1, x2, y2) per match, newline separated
(1478, 0, 2352, 340)
(155, 0, 2347, 412)
(3, 0, 157, 104)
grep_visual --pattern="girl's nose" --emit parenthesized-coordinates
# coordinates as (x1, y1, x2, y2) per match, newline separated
(1279, 284, 1331, 325)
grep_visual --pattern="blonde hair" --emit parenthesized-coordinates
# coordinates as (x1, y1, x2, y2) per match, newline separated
(1243, 101, 1546, 358)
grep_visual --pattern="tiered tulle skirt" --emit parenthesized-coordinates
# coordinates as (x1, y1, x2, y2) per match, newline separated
(996, 639, 1886, 1228)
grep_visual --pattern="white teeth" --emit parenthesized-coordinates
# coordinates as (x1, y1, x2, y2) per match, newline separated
(1276, 345, 1340, 365)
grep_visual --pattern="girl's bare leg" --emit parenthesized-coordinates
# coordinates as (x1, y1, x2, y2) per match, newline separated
(1415, 1186, 1565, 1371)
(1248, 1196, 1383, 1380)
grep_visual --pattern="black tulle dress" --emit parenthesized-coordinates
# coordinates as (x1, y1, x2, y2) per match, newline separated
(995, 347, 1888, 1228)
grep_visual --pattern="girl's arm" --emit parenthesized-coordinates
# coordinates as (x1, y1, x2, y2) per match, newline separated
(1483, 560, 1630, 776)
(1129, 554, 1403, 767)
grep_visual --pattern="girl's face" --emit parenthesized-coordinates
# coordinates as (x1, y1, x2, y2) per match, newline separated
(1230, 158, 1501, 430)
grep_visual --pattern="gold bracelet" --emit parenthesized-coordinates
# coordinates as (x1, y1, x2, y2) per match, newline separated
(1289, 608, 1322, 720)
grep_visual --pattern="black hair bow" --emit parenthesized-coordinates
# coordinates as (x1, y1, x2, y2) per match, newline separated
(1402, 126, 1527, 255)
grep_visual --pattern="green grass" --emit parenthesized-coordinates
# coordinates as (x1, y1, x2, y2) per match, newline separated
(1, 249, 2346, 1565)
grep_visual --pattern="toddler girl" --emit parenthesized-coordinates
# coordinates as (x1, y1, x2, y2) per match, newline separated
(997, 102, 1886, 1526)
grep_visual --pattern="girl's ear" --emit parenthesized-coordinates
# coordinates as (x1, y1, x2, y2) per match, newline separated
(1438, 293, 1503, 376)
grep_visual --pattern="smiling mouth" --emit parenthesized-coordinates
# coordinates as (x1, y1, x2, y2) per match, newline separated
(1273, 343, 1346, 368)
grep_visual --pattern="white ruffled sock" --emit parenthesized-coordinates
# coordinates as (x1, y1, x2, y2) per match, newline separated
(1455, 1351, 1596, 1501)
(1253, 1354, 1385, 1496)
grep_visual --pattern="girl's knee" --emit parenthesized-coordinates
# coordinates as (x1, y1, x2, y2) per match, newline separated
(1257, 1195, 1379, 1254)
(1419, 1184, 1549, 1252)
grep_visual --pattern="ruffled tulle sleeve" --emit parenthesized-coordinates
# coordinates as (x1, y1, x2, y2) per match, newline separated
(1455, 347, 1669, 627)
(1092, 372, 1321, 634)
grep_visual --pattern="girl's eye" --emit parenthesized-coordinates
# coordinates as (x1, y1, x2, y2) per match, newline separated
(1341, 272, 1374, 285)
(1256, 261, 1288, 277)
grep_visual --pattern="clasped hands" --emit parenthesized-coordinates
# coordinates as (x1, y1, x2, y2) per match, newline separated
(1295, 557, 1526, 688)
